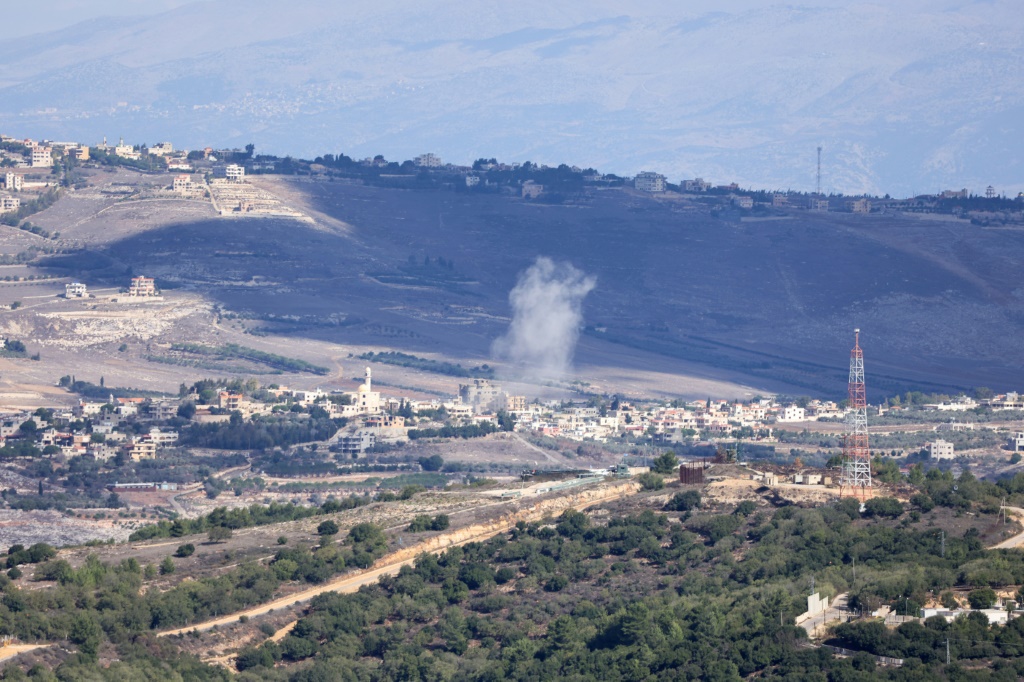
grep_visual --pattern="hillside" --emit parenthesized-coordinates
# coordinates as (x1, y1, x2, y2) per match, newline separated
(20, 172, 1021, 397)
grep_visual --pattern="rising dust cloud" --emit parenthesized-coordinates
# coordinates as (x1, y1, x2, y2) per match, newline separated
(491, 257, 596, 381)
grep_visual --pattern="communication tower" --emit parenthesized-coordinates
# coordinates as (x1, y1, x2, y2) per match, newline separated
(839, 329, 872, 499)
(816, 146, 822, 196)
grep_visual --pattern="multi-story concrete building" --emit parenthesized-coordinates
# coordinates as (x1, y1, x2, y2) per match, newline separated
(30, 147, 52, 167)
(339, 430, 376, 458)
(459, 379, 503, 412)
(225, 164, 245, 182)
(0, 196, 19, 213)
(846, 198, 871, 213)
(128, 276, 156, 296)
(218, 392, 244, 411)
(635, 171, 666, 192)
(122, 438, 157, 461)
(3, 173, 22, 191)
(149, 142, 173, 156)
(414, 153, 442, 168)
(65, 282, 87, 298)
(776, 406, 806, 423)
(927, 439, 956, 460)
(683, 178, 710, 192)
(522, 181, 543, 199)
(506, 395, 527, 412)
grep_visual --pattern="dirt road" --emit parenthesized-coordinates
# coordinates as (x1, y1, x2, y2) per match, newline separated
(159, 480, 639, 636)
(0, 644, 50, 664)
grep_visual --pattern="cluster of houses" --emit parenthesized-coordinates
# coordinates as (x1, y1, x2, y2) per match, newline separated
(452, 381, 854, 444)
(0, 399, 178, 462)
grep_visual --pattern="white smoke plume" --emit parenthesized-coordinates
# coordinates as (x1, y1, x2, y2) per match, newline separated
(491, 257, 596, 381)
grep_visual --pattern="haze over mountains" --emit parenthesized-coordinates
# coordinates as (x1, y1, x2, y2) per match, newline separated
(2, 1, 1022, 197)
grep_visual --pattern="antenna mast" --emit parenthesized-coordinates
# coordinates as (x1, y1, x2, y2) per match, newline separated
(816, 146, 822, 196)
(839, 329, 872, 499)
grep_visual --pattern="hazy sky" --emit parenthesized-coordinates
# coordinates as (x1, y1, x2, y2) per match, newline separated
(6, 0, 211, 37)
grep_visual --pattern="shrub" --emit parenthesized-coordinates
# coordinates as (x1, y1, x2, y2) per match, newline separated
(545, 575, 569, 592)
(863, 497, 904, 519)
(637, 472, 664, 491)
(664, 490, 701, 512)
(174, 543, 195, 558)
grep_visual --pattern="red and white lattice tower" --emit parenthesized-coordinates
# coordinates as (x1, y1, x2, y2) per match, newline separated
(839, 329, 872, 499)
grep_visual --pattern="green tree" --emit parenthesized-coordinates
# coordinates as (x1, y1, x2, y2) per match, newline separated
(419, 455, 444, 471)
(160, 556, 175, 575)
(317, 520, 339, 536)
(174, 543, 195, 557)
(207, 526, 232, 544)
(69, 613, 102, 659)
(968, 587, 997, 609)
(652, 451, 679, 474)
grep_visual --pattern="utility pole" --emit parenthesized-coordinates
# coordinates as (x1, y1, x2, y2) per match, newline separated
(946, 638, 950, 665)
(941, 530, 945, 558)
(852, 556, 856, 583)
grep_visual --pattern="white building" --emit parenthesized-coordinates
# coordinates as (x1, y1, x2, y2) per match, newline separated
(65, 282, 87, 298)
(3, 173, 22, 191)
(414, 153, 442, 168)
(635, 171, 667, 192)
(225, 164, 245, 182)
(465, 175, 480, 187)
(114, 139, 140, 160)
(0, 195, 19, 213)
(149, 142, 173, 156)
(1010, 432, 1024, 453)
(776, 406, 806, 423)
(683, 178, 711, 192)
(927, 439, 956, 460)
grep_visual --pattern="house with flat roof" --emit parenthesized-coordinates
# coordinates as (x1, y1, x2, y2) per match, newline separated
(635, 171, 666, 192)
(65, 282, 87, 298)
(0, 195, 19, 213)
(128, 276, 156, 297)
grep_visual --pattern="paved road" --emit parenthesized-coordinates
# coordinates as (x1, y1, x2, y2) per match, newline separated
(799, 593, 849, 638)
(991, 507, 1024, 549)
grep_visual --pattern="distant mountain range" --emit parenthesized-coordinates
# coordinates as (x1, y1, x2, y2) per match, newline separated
(1, 0, 1021, 197)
